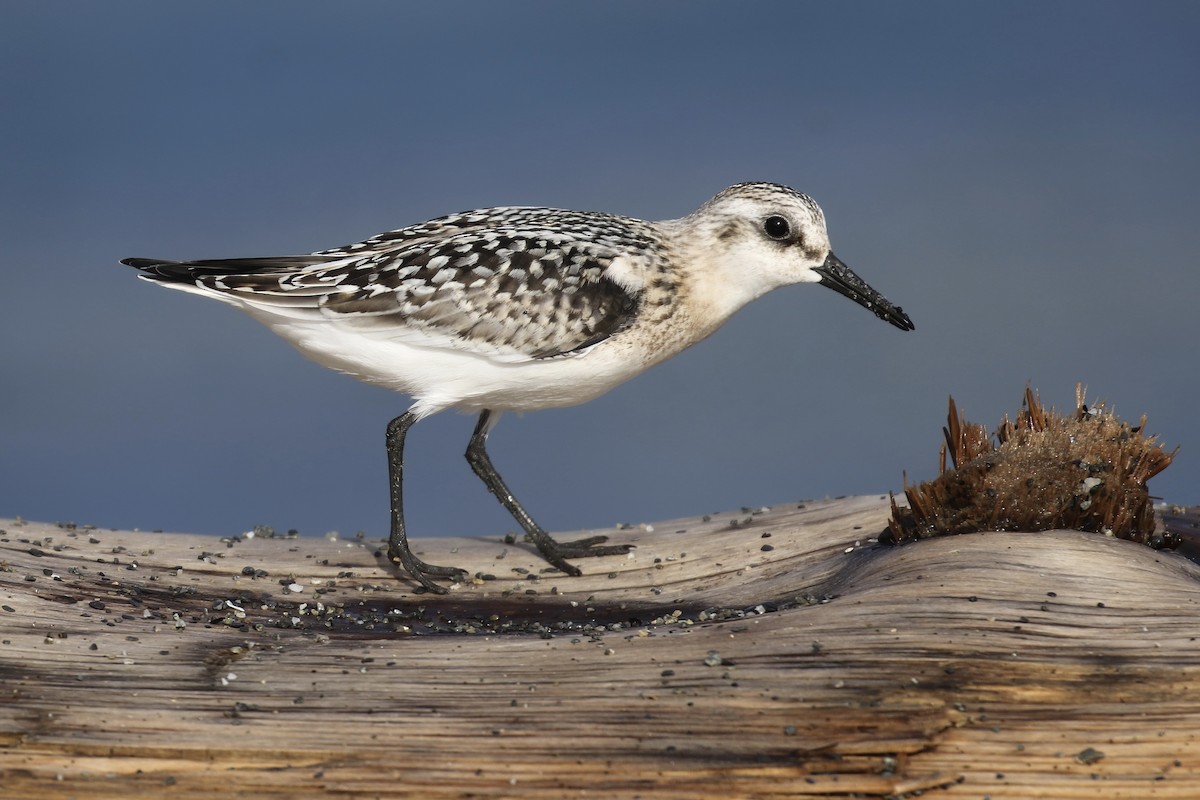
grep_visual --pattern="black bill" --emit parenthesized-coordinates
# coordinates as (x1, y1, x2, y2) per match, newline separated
(813, 252, 914, 332)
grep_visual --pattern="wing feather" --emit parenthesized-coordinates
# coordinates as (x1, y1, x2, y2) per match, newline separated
(122, 207, 655, 361)
(315, 230, 642, 359)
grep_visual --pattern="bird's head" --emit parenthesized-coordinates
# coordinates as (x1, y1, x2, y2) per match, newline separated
(680, 182, 914, 331)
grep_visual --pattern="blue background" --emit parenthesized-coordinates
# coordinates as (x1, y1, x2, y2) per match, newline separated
(3, 2, 1198, 540)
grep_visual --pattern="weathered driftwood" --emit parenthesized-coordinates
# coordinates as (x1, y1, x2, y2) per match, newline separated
(2, 495, 1198, 798)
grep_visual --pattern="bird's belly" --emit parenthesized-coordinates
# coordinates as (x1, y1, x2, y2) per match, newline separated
(263, 316, 653, 416)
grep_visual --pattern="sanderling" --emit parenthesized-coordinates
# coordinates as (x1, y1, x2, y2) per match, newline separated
(124, 182, 914, 592)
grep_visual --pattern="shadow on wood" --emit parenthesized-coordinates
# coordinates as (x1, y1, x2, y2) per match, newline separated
(2, 496, 1198, 798)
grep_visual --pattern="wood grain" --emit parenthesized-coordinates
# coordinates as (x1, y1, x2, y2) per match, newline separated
(2, 495, 1198, 798)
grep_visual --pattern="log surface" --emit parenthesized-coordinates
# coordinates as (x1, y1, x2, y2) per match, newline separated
(2, 496, 1199, 798)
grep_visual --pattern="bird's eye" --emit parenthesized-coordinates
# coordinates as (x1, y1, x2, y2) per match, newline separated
(763, 215, 791, 241)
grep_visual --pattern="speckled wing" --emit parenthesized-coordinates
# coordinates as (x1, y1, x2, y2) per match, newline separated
(191, 208, 653, 361)
(317, 235, 643, 359)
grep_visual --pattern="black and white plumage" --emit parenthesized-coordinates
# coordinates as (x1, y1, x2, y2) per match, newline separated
(124, 182, 914, 592)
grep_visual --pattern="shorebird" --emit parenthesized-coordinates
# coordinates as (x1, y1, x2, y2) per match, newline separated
(124, 182, 914, 592)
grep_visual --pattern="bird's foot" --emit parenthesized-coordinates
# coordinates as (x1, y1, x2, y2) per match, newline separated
(524, 532, 634, 576)
(387, 541, 468, 594)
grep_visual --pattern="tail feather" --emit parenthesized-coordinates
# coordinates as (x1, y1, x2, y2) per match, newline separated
(121, 256, 335, 283)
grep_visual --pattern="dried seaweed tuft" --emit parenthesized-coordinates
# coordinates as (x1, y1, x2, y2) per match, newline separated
(885, 385, 1177, 549)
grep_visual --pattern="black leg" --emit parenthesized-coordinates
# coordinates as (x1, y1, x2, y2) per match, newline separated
(386, 411, 468, 593)
(464, 410, 633, 575)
